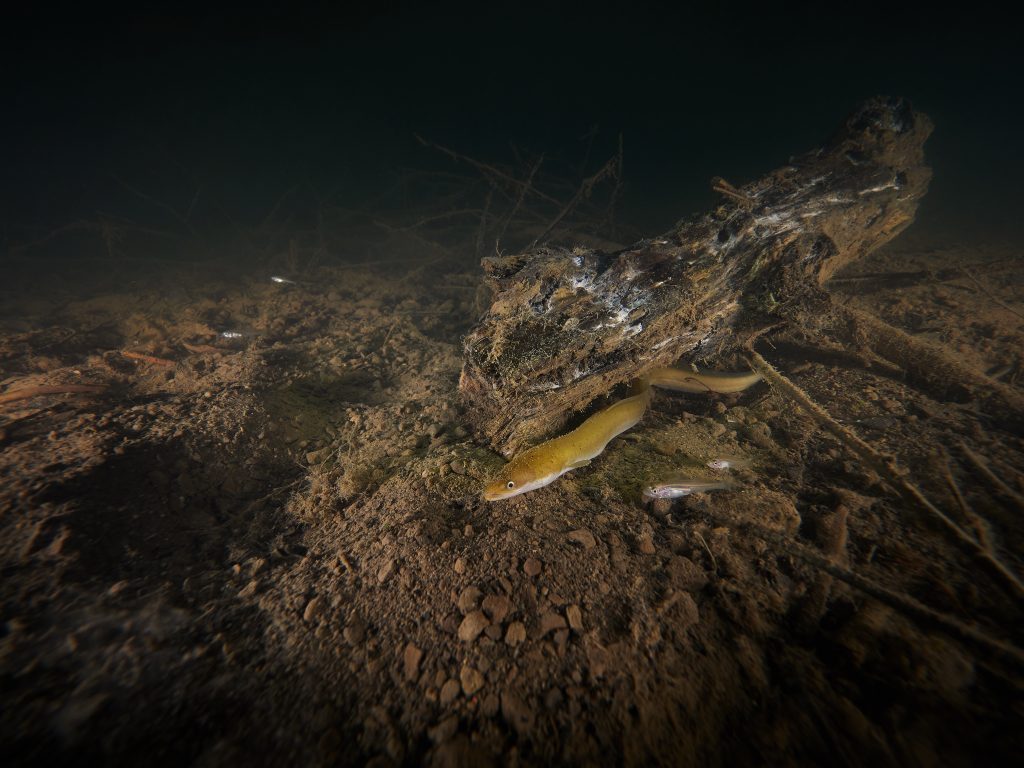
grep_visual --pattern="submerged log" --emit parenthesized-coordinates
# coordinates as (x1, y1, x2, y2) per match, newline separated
(460, 97, 933, 453)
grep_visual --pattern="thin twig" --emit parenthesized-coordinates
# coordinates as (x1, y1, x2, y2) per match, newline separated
(495, 155, 543, 248)
(694, 530, 717, 572)
(711, 510, 1024, 669)
(957, 267, 1024, 321)
(745, 348, 1024, 598)
(529, 156, 619, 248)
(111, 174, 200, 237)
(0, 384, 107, 406)
(959, 442, 1024, 512)
(414, 135, 563, 208)
(941, 454, 993, 550)
(122, 351, 176, 367)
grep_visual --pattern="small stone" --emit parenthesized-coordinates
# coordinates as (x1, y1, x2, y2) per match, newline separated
(481, 594, 511, 624)
(449, 459, 468, 475)
(239, 580, 260, 598)
(457, 611, 489, 642)
(567, 529, 597, 549)
(538, 611, 567, 637)
(439, 679, 461, 706)
(343, 618, 366, 645)
(505, 621, 527, 647)
(457, 586, 483, 615)
(377, 558, 395, 584)
(667, 556, 709, 591)
(501, 692, 534, 734)
(650, 498, 673, 518)
(523, 557, 542, 577)
(483, 624, 503, 641)
(463, 524, 474, 537)
(480, 693, 500, 718)
(638, 533, 656, 555)
(675, 592, 700, 628)
(544, 687, 564, 709)
(427, 715, 459, 744)
(565, 604, 583, 631)
(460, 665, 485, 696)
(453, 557, 466, 575)
(709, 422, 727, 437)
(303, 596, 322, 623)
(744, 421, 773, 448)
(403, 643, 423, 680)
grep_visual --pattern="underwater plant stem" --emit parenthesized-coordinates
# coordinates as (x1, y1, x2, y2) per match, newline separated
(745, 349, 1024, 599)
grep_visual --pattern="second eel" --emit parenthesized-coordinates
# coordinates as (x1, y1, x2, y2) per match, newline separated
(482, 367, 762, 501)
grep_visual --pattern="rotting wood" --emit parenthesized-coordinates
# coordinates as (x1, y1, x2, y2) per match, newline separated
(460, 97, 933, 453)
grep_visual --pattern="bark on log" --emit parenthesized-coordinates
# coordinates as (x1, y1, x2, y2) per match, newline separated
(460, 97, 933, 454)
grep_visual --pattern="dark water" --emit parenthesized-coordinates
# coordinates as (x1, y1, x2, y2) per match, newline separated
(2, 6, 1021, 252)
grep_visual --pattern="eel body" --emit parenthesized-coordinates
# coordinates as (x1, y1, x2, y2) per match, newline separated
(483, 367, 762, 501)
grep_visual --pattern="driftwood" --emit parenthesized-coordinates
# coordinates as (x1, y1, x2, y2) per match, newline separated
(460, 97, 933, 453)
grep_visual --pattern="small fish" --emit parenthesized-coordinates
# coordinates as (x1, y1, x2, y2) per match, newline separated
(706, 456, 752, 471)
(220, 330, 246, 339)
(270, 275, 297, 285)
(642, 477, 734, 500)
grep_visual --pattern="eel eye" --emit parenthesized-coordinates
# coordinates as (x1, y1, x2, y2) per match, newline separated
(506, 481, 516, 489)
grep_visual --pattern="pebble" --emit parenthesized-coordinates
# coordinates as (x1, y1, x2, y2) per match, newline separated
(427, 715, 459, 744)
(480, 693, 500, 718)
(744, 422, 773, 448)
(501, 692, 534, 734)
(505, 621, 527, 647)
(481, 594, 511, 624)
(457, 586, 483, 615)
(567, 529, 597, 550)
(457, 611, 489, 642)
(538, 611, 567, 637)
(343, 619, 366, 645)
(523, 557, 542, 577)
(709, 422, 727, 437)
(377, 559, 395, 584)
(565, 604, 583, 631)
(439, 679, 461, 706)
(667, 556, 709, 591)
(453, 557, 466, 575)
(303, 596, 322, 623)
(403, 643, 423, 680)
(637, 531, 656, 555)
(460, 666, 485, 696)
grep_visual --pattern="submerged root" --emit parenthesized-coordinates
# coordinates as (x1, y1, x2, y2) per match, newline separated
(745, 349, 1024, 599)
(707, 509, 1024, 670)
(828, 305, 1024, 432)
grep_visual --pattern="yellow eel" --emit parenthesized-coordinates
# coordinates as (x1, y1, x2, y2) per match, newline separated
(483, 367, 762, 501)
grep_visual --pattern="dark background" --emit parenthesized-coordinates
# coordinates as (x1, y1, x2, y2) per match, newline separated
(2, 3, 1021, 253)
